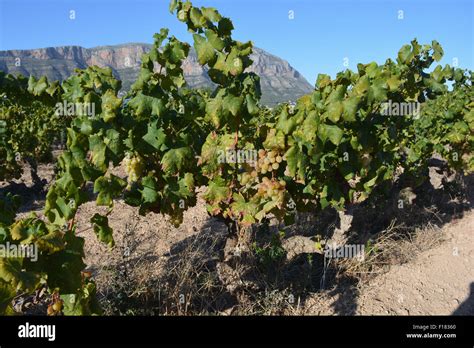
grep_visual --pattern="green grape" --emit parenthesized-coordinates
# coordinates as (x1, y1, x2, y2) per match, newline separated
(124, 154, 145, 184)
(242, 173, 251, 185)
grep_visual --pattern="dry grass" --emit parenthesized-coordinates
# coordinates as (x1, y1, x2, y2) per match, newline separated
(333, 216, 446, 283)
(98, 224, 232, 315)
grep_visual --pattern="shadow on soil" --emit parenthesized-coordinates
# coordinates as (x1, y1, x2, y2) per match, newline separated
(452, 283, 474, 315)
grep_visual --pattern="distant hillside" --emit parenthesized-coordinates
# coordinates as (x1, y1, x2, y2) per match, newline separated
(0, 43, 313, 106)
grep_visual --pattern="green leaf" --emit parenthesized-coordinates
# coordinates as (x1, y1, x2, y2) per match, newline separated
(226, 47, 244, 76)
(386, 76, 402, 92)
(423, 77, 446, 94)
(204, 177, 231, 214)
(43, 230, 86, 293)
(162, 147, 192, 174)
(105, 129, 122, 159)
(10, 218, 46, 242)
(352, 76, 369, 97)
(223, 93, 243, 116)
(263, 129, 286, 150)
(350, 136, 361, 150)
(0, 281, 16, 315)
(299, 110, 319, 142)
(432, 40, 444, 62)
(368, 79, 387, 103)
(90, 214, 114, 248)
(217, 18, 234, 36)
(205, 29, 225, 51)
(101, 90, 121, 122)
(193, 34, 216, 65)
(190, 7, 206, 28)
(168, 39, 189, 63)
(276, 108, 297, 134)
(206, 96, 224, 128)
(93, 175, 126, 207)
(363, 173, 379, 191)
(445, 121, 469, 143)
(0, 258, 40, 291)
(142, 121, 167, 151)
(284, 145, 306, 180)
(60, 282, 100, 316)
(62, 75, 84, 102)
(169, 0, 179, 13)
(318, 124, 343, 146)
(140, 176, 160, 204)
(55, 196, 75, 221)
(245, 94, 259, 115)
(342, 97, 359, 122)
(230, 193, 258, 225)
(78, 118, 93, 135)
(36, 230, 65, 254)
(398, 44, 414, 64)
(89, 135, 107, 171)
(128, 93, 165, 118)
(365, 62, 380, 78)
(326, 101, 343, 123)
(201, 7, 221, 22)
(28, 76, 48, 96)
(316, 74, 331, 89)
(177, 173, 195, 198)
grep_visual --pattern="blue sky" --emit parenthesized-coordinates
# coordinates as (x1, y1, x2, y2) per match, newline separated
(0, 0, 472, 85)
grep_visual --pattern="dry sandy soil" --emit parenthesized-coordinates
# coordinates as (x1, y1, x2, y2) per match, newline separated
(303, 210, 474, 315)
(2, 162, 473, 315)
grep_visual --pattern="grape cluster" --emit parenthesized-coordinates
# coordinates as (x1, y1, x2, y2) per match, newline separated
(256, 149, 284, 174)
(257, 176, 287, 200)
(123, 153, 145, 185)
(240, 170, 258, 186)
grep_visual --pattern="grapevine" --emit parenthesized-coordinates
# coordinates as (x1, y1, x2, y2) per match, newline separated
(0, 0, 472, 315)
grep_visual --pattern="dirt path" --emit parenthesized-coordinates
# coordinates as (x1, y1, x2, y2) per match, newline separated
(305, 211, 474, 315)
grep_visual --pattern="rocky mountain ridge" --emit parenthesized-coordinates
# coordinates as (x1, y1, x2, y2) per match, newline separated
(0, 43, 313, 105)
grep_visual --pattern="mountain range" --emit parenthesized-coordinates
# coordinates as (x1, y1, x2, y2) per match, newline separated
(0, 43, 313, 106)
